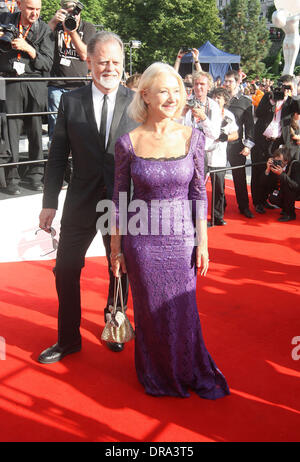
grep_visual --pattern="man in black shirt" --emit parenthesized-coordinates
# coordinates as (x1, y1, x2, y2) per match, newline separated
(0, 0, 54, 195)
(224, 70, 255, 218)
(47, 0, 96, 141)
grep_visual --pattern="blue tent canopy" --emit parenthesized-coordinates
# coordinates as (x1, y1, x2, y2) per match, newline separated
(181, 41, 241, 82)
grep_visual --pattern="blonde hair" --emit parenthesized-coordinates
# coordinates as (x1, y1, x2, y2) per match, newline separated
(192, 70, 214, 90)
(128, 62, 186, 123)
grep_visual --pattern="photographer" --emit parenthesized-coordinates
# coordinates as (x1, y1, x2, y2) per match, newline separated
(251, 74, 300, 214)
(182, 70, 222, 152)
(0, 0, 54, 195)
(261, 147, 300, 222)
(47, 1, 96, 142)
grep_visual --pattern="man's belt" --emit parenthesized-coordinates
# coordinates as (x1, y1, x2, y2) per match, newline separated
(263, 135, 280, 142)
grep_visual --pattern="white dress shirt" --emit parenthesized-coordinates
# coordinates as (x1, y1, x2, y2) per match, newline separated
(206, 109, 238, 167)
(263, 99, 286, 139)
(91, 83, 118, 147)
(182, 97, 222, 151)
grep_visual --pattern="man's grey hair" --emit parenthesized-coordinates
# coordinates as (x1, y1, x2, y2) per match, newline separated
(87, 31, 124, 55)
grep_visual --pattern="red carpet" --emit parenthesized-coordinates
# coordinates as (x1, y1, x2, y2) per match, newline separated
(0, 182, 299, 442)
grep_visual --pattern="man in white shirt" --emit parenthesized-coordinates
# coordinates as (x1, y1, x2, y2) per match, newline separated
(251, 74, 300, 213)
(207, 87, 238, 226)
(182, 71, 222, 155)
(37, 31, 138, 364)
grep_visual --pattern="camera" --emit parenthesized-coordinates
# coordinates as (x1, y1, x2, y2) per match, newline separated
(187, 97, 200, 108)
(181, 46, 192, 53)
(272, 159, 283, 167)
(270, 81, 292, 102)
(0, 23, 19, 52)
(64, 1, 84, 31)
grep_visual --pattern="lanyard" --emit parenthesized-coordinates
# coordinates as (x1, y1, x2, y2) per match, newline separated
(63, 31, 72, 51)
(17, 21, 32, 61)
(5, 0, 16, 13)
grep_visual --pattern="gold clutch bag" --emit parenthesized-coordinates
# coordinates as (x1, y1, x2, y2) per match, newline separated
(101, 276, 135, 344)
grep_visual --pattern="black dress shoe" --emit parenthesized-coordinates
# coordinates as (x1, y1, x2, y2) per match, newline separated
(255, 204, 266, 214)
(240, 208, 254, 218)
(215, 219, 227, 226)
(5, 184, 21, 196)
(208, 219, 227, 227)
(105, 342, 124, 352)
(278, 214, 296, 222)
(31, 181, 43, 191)
(38, 342, 81, 364)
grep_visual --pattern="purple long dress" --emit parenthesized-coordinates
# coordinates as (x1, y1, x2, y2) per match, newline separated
(112, 128, 230, 399)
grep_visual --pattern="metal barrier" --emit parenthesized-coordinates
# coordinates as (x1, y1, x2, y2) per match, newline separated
(0, 75, 267, 224)
(208, 161, 266, 226)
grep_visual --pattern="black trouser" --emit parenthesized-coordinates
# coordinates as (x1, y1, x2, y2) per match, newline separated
(209, 167, 226, 221)
(5, 81, 46, 184)
(251, 137, 282, 206)
(55, 221, 128, 348)
(268, 179, 299, 216)
(227, 141, 249, 211)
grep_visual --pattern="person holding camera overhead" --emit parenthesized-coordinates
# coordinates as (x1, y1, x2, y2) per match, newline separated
(174, 47, 202, 75)
(251, 74, 300, 214)
(0, 0, 54, 196)
(47, 1, 96, 142)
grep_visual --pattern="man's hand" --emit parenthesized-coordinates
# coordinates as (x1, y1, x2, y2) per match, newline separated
(240, 146, 250, 156)
(266, 157, 273, 174)
(55, 8, 68, 24)
(192, 106, 206, 122)
(39, 209, 56, 232)
(11, 37, 36, 59)
(270, 164, 283, 176)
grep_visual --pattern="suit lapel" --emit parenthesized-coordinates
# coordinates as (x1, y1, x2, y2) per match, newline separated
(81, 83, 102, 146)
(107, 85, 128, 149)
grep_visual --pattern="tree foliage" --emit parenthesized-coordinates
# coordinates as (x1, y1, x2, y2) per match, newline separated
(101, 0, 223, 73)
(221, 0, 271, 75)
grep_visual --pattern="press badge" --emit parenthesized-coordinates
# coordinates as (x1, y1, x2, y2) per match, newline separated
(13, 61, 25, 75)
(60, 57, 71, 67)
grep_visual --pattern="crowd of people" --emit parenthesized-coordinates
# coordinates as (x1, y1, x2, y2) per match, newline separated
(175, 48, 300, 224)
(0, 0, 299, 400)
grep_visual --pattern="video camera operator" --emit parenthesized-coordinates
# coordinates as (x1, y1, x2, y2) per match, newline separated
(47, 1, 96, 142)
(251, 74, 300, 214)
(0, 0, 54, 196)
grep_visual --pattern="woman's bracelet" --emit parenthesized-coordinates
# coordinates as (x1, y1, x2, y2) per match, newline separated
(110, 252, 123, 260)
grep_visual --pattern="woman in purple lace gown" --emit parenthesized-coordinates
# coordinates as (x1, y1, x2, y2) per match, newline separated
(110, 63, 229, 399)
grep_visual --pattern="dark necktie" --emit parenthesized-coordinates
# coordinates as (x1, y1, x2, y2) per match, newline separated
(99, 94, 108, 152)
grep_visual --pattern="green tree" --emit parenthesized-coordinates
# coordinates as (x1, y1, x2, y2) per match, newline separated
(221, 0, 271, 75)
(41, 0, 104, 26)
(102, 0, 223, 73)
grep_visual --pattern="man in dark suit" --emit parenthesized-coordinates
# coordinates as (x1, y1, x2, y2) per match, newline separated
(37, 31, 138, 364)
(224, 70, 255, 218)
(251, 75, 300, 213)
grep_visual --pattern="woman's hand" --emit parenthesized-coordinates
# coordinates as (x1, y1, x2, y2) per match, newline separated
(110, 252, 127, 277)
(196, 246, 209, 276)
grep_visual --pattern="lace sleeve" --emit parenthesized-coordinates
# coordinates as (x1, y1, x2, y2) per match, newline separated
(188, 130, 208, 220)
(112, 134, 132, 232)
